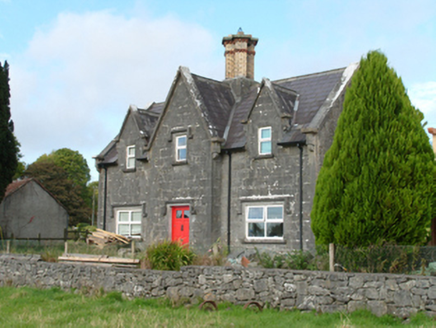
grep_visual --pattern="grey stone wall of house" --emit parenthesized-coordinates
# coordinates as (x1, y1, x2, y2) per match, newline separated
(97, 112, 149, 235)
(0, 181, 68, 239)
(224, 88, 307, 252)
(1, 257, 436, 318)
(144, 78, 220, 251)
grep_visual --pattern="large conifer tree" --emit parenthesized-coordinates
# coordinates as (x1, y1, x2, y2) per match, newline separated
(0, 61, 18, 202)
(311, 51, 436, 247)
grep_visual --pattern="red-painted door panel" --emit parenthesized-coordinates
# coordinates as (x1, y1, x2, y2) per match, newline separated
(171, 206, 190, 245)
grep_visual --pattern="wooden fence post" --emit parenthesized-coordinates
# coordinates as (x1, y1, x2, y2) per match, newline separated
(329, 243, 335, 272)
(6, 240, 10, 254)
(64, 241, 68, 255)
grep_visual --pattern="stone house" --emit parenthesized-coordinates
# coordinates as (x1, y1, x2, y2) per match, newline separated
(0, 178, 69, 239)
(95, 30, 358, 252)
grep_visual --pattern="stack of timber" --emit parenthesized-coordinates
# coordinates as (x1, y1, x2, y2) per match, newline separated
(86, 229, 130, 247)
(58, 253, 139, 268)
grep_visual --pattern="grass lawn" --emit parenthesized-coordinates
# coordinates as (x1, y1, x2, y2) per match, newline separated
(0, 286, 435, 327)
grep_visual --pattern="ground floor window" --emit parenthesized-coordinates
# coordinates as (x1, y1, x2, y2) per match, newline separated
(116, 208, 142, 238)
(246, 204, 283, 239)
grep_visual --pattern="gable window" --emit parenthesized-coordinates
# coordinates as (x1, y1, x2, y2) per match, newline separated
(246, 204, 283, 239)
(175, 135, 187, 162)
(126, 145, 135, 169)
(116, 208, 142, 238)
(259, 127, 272, 155)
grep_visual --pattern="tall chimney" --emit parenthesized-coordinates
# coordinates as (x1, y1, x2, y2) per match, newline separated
(222, 28, 258, 80)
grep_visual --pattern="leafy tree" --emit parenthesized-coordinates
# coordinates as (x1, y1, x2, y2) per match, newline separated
(311, 51, 436, 247)
(0, 61, 18, 203)
(35, 148, 90, 189)
(24, 161, 91, 226)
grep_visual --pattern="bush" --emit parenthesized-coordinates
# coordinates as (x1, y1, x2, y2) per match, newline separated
(145, 240, 196, 271)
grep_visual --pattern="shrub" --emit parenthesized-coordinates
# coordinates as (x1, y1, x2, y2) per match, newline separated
(145, 240, 196, 271)
(254, 248, 285, 269)
(285, 250, 315, 270)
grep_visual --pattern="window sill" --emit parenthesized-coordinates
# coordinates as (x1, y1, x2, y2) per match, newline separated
(172, 160, 188, 166)
(254, 154, 274, 160)
(242, 238, 286, 244)
(122, 168, 136, 173)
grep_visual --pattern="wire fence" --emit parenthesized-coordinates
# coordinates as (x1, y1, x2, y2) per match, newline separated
(0, 229, 90, 253)
(332, 244, 436, 275)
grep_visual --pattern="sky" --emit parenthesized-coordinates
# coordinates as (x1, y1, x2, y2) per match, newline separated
(1, 0, 435, 182)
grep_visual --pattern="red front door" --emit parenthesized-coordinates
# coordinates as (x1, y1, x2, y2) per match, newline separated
(171, 206, 190, 245)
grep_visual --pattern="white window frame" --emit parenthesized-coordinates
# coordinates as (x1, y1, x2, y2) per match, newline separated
(258, 127, 272, 155)
(116, 208, 142, 238)
(126, 145, 136, 169)
(175, 135, 187, 162)
(246, 204, 283, 239)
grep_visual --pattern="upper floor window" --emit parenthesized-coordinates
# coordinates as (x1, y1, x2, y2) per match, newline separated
(259, 127, 272, 155)
(126, 145, 135, 169)
(175, 135, 187, 162)
(246, 204, 283, 239)
(116, 208, 141, 238)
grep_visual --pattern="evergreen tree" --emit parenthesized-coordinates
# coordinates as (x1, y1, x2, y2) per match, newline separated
(0, 61, 18, 202)
(311, 51, 436, 247)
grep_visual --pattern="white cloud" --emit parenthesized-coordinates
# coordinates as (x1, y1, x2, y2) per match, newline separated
(409, 82, 436, 118)
(10, 10, 221, 181)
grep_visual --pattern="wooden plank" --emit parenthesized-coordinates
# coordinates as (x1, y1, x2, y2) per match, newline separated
(58, 256, 139, 264)
(62, 253, 108, 259)
(87, 236, 107, 245)
(96, 229, 130, 244)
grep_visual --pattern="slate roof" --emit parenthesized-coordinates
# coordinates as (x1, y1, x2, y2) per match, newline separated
(96, 105, 163, 165)
(191, 74, 234, 139)
(97, 64, 356, 163)
(224, 85, 259, 149)
(275, 68, 346, 144)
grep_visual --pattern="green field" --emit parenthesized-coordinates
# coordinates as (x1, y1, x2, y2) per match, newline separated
(0, 286, 435, 327)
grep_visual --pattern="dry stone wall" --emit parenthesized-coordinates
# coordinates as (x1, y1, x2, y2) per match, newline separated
(1, 255, 436, 318)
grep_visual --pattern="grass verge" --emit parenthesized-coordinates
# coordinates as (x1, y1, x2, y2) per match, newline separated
(0, 286, 435, 327)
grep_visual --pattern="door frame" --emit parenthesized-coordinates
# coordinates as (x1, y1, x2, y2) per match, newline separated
(168, 203, 190, 243)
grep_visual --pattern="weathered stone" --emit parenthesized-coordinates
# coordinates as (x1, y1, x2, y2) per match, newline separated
(428, 289, 436, 299)
(316, 296, 334, 305)
(235, 288, 255, 301)
(349, 276, 365, 288)
(363, 281, 383, 288)
(232, 279, 242, 289)
(166, 286, 179, 301)
(321, 304, 346, 313)
(308, 285, 330, 296)
(198, 274, 206, 285)
(399, 280, 415, 291)
(254, 279, 268, 292)
(223, 274, 234, 283)
(179, 287, 195, 297)
(367, 301, 388, 317)
(411, 288, 427, 296)
(280, 298, 296, 307)
(297, 296, 316, 311)
(350, 289, 366, 301)
(365, 288, 379, 300)
(284, 283, 296, 293)
(394, 290, 412, 307)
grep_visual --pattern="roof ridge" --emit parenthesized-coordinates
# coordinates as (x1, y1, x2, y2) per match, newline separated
(273, 66, 347, 83)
